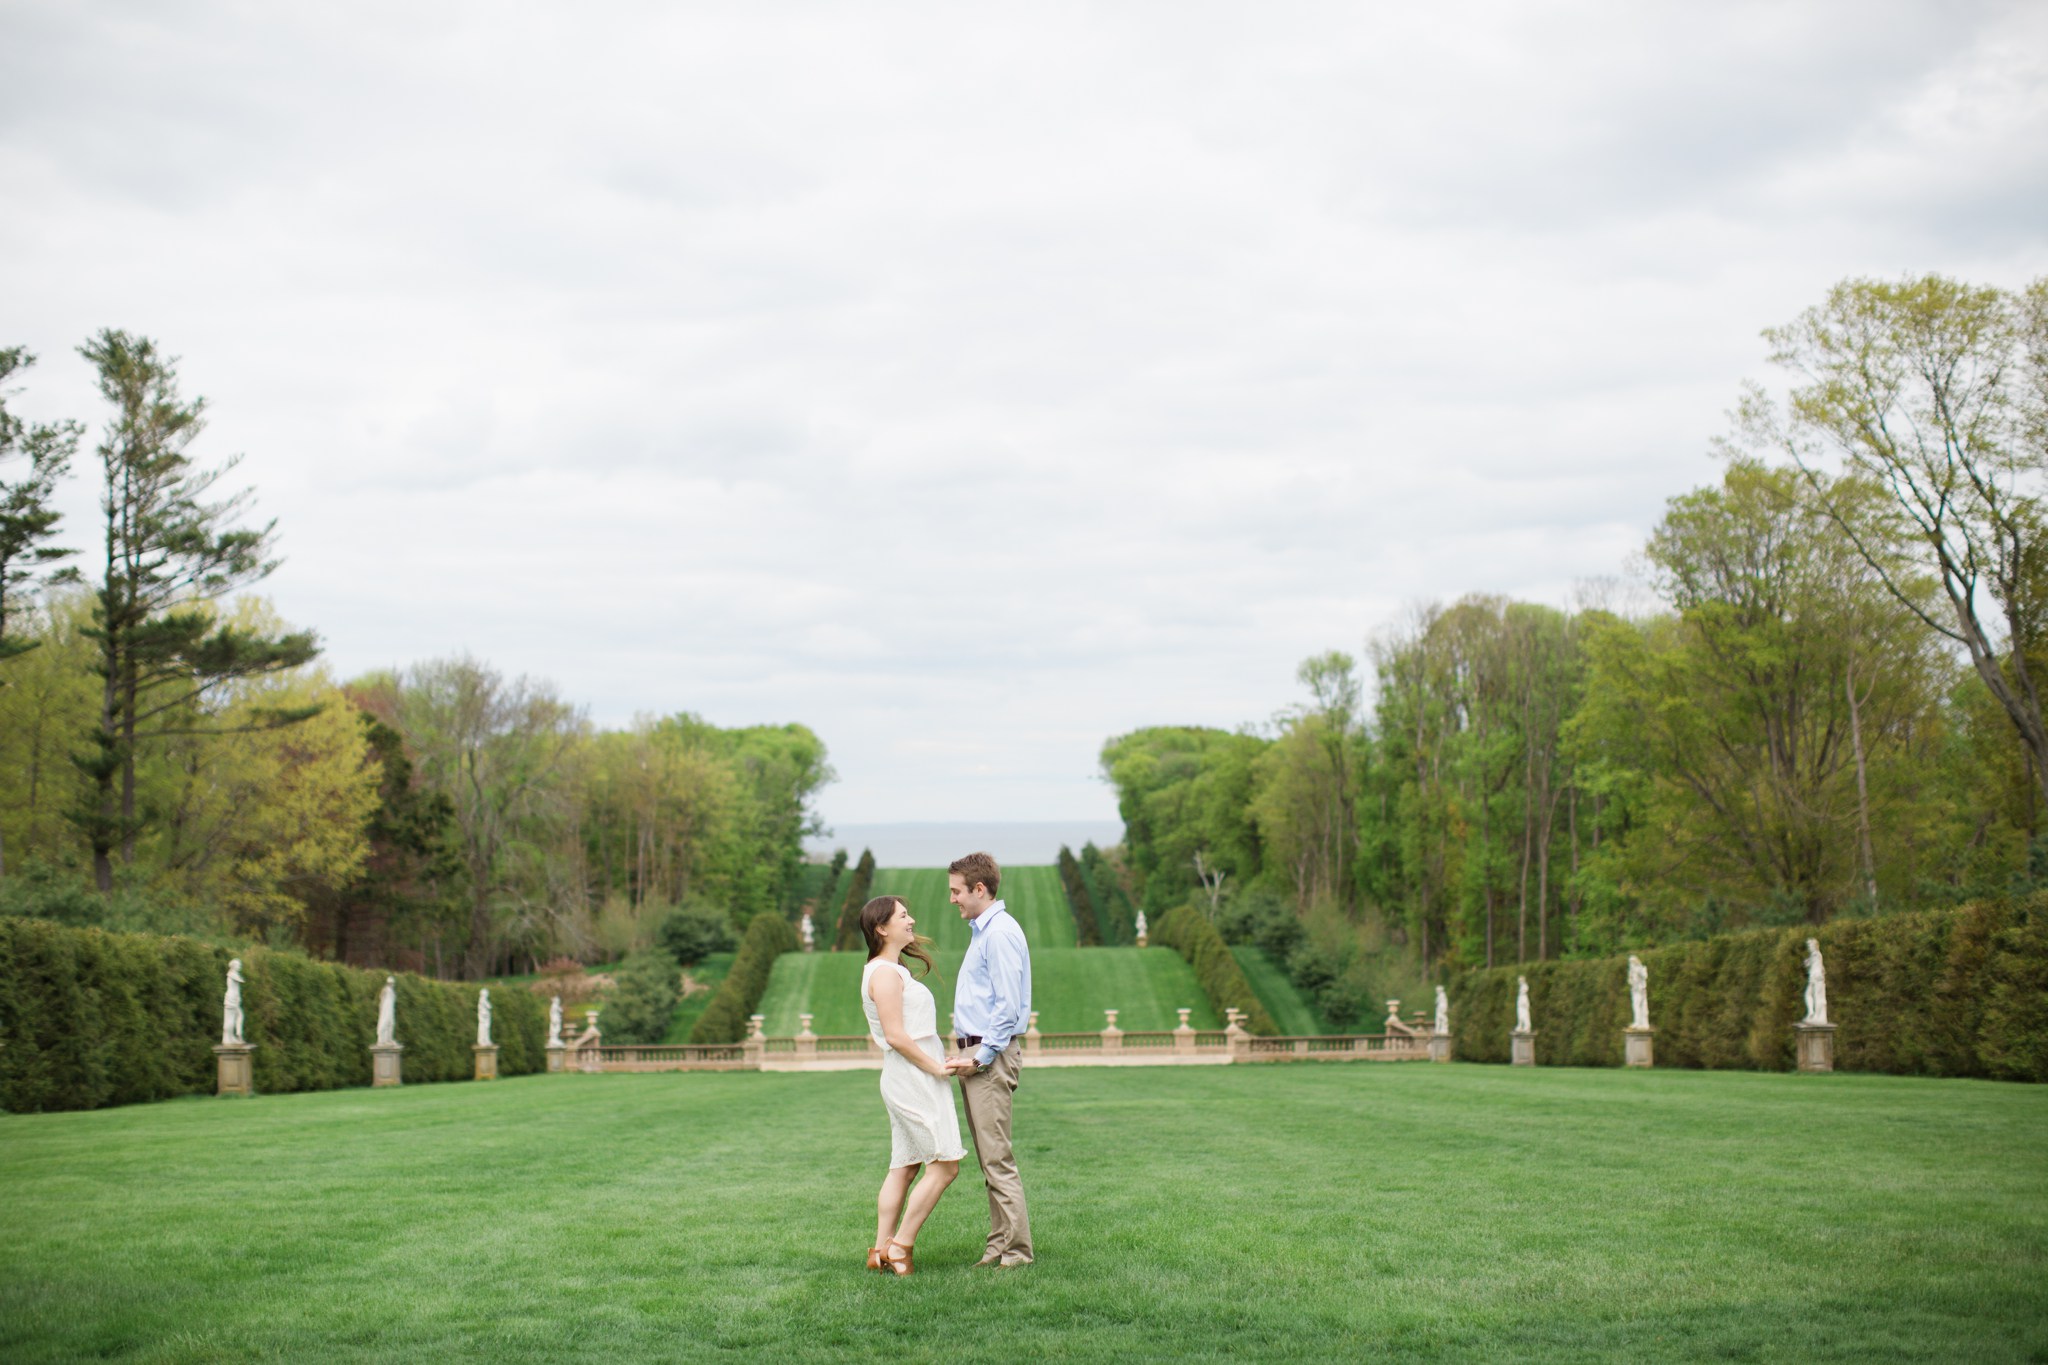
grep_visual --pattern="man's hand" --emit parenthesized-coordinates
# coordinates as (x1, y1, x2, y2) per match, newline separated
(944, 1056, 978, 1076)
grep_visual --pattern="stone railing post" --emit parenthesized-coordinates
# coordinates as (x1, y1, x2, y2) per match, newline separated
(1174, 1007, 1195, 1055)
(1225, 1008, 1249, 1063)
(796, 1013, 817, 1064)
(1024, 1010, 1041, 1057)
(1101, 1008, 1122, 1051)
(743, 1014, 766, 1069)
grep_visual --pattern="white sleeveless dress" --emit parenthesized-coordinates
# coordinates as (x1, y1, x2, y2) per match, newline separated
(861, 958, 967, 1168)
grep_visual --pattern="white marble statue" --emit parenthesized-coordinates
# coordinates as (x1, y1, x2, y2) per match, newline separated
(1134, 911, 1148, 941)
(548, 995, 563, 1047)
(221, 959, 246, 1046)
(1434, 985, 1449, 1035)
(1515, 976, 1532, 1033)
(1803, 938, 1828, 1025)
(800, 913, 814, 951)
(476, 989, 493, 1048)
(376, 976, 397, 1047)
(1628, 955, 1650, 1030)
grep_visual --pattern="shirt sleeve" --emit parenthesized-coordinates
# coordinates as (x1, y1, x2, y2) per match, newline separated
(974, 923, 1028, 1066)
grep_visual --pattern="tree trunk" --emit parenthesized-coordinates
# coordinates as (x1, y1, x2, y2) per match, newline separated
(1846, 659, 1878, 906)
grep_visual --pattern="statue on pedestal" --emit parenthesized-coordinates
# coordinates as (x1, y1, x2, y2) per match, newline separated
(376, 976, 397, 1047)
(1803, 939, 1828, 1025)
(800, 913, 815, 951)
(221, 959, 246, 1046)
(1134, 911, 1148, 944)
(1515, 976, 1532, 1033)
(1628, 955, 1650, 1030)
(1434, 985, 1449, 1035)
(548, 995, 563, 1047)
(476, 989, 493, 1048)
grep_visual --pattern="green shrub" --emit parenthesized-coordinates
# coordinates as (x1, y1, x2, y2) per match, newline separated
(1443, 895, 2048, 1080)
(688, 911, 798, 1043)
(657, 902, 737, 966)
(603, 950, 682, 1044)
(0, 917, 547, 1113)
(1152, 906, 1279, 1035)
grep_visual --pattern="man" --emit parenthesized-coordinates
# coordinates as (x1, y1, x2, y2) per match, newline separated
(945, 851, 1033, 1267)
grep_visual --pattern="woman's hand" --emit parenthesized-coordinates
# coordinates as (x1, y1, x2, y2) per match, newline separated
(869, 967, 949, 1079)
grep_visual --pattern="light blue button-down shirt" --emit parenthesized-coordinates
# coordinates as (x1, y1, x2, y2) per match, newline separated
(954, 900, 1031, 1068)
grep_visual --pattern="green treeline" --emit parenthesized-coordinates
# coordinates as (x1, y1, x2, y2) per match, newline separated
(0, 331, 831, 978)
(0, 916, 548, 1113)
(1104, 274, 2048, 1004)
(1446, 895, 2048, 1081)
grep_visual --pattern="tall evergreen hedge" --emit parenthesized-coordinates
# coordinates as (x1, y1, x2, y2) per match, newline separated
(0, 917, 546, 1113)
(1056, 846, 1103, 946)
(831, 848, 877, 951)
(1444, 895, 2048, 1081)
(688, 911, 798, 1043)
(1152, 906, 1278, 1035)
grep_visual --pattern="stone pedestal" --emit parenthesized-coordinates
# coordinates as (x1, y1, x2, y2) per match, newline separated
(1624, 1026, 1655, 1069)
(1024, 1011, 1041, 1057)
(546, 1043, 566, 1073)
(214, 1042, 256, 1096)
(1429, 1032, 1452, 1063)
(1136, 931, 1148, 948)
(1174, 1008, 1195, 1055)
(1794, 1021, 1836, 1073)
(1101, 1008, 1123, 1051)
(371, 1042, 403, 1087)
(796, 1014, 817, 1062)
(473, 1044, 498, 1081)
(741, 1014, 765, 1069)
(1511, 1029, 1536, 1066)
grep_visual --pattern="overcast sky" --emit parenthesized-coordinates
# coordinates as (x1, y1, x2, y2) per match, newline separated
(4, 2, 2046, 827)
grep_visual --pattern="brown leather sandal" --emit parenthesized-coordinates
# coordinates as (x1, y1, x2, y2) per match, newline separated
(886, 1240, 914, 1276)
(866, 1246, 892, 1272)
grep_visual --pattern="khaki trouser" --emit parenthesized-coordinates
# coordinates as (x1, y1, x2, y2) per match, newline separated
(957, 1040, 1032, 1264)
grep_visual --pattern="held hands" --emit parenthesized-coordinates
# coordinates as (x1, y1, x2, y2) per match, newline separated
(944, 1056, 979, 1077)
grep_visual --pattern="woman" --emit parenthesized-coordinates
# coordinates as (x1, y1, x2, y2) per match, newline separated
(859, 894, 965, 1276)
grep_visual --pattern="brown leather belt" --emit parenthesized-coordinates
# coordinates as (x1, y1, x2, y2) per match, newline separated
(955, 1035, 983, 1049)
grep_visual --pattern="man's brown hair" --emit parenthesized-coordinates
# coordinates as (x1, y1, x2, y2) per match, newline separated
(948, 851, 1001, 897)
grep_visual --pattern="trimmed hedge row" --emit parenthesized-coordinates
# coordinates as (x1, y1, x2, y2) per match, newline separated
(1152, 906, 1278, 1035)
(1080, 843, 1138, 946)
(0, 916, 546, 1114)
(1055, 846, 1103, 946)
(1444, 895, 2048, 1081)
(688, 911, 798, 1043)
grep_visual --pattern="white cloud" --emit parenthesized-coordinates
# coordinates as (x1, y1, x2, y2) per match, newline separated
(4, 0, 2046, 824)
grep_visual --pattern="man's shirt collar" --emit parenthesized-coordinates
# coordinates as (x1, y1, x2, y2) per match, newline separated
(969, 899, 1008, 936)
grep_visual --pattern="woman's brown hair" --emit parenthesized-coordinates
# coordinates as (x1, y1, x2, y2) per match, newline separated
(860, 895, 937, 979)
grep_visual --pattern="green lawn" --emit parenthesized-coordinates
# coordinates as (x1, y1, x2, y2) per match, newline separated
(2, 1066, 2042, 1362)
(766, 865, 1199, 1035)
(759, 946, 1219, 1035)
(864, 864, 1076, 950)
(1233, 944, 1329, 1034)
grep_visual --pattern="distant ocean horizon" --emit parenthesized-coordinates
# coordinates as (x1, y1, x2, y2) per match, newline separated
(803, 820, 1125, 868)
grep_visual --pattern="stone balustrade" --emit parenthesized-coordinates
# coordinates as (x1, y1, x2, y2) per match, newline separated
(558, 1012, 1434, 1073)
